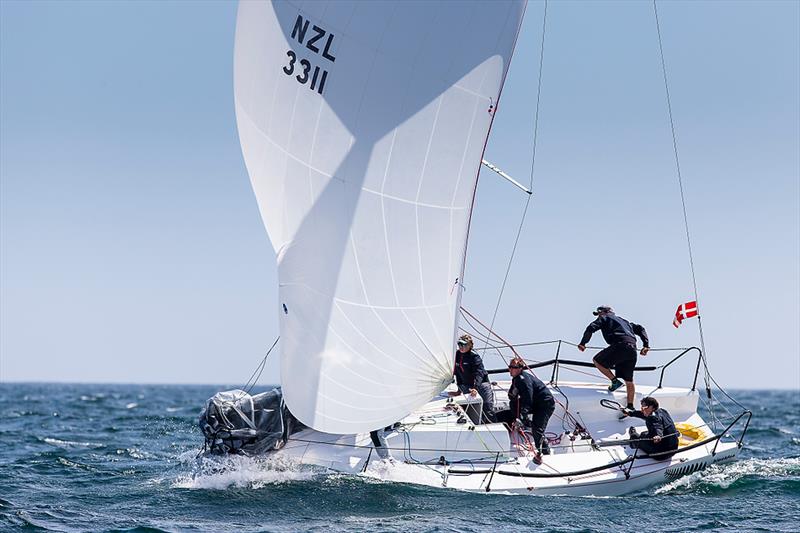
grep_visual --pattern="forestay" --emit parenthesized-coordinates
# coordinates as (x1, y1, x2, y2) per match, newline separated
(234, 0, 525, 433)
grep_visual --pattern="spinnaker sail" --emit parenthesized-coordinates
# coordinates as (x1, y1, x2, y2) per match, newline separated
(235, 0, 525, 433)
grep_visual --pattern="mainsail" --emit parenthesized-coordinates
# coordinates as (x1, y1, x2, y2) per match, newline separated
(234, 0, 525, 434)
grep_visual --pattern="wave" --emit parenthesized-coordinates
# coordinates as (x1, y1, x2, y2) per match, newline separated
(168, 454, 320, 490)
(115, 447, 152, 460)
(56, 456, 105, 474)
(42, 437, 105, 449)
(655, 457, 800, 494)
(746, 427, 797, 437)
(79, 393, 107, 402)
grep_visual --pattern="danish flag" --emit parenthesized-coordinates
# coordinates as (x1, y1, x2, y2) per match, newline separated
(673, 301, 698, 328)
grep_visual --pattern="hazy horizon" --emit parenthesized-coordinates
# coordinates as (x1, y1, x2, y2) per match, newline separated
(2, 379, 797, 392)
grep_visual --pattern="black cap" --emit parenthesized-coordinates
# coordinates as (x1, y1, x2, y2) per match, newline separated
(593, 306, 613, 316)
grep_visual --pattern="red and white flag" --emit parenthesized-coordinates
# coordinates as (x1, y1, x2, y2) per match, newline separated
(673, 301, 698, 328)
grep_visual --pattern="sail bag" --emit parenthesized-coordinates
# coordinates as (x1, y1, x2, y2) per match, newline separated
(199, 388, 303, 455)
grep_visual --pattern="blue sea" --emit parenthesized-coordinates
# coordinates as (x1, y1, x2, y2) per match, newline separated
(1, 384, 797, 532)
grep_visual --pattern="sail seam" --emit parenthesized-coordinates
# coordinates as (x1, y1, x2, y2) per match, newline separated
(414, 94, 448, 356)
(239, 107, 341, 181)
(361, 187, 468, 211)
(335, 299, 450, 311)
(332, 299, 440, 376)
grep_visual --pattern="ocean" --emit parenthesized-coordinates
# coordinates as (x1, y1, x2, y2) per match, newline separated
(1, 384, 797, 532)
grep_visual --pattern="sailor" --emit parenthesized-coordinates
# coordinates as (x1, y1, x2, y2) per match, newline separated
(623, 396, 679, 459)
(369, 428, 393, 461)
(450, 334, 496, 423)
(495, 356, 555, 462)
(577, 305, 650, 411)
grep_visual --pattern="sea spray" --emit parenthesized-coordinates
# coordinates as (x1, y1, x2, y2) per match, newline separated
(656, 457, 800, 494)
(172, 453, 320, 490)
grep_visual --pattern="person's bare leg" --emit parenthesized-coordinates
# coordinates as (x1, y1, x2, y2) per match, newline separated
(594, 360, 615, 381)
(625, 380, 635, 407)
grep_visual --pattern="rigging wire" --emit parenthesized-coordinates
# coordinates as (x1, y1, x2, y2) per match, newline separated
(239, 336, 280, 397)
(480, 0, 548, 356)
(652, 1, 716, 428)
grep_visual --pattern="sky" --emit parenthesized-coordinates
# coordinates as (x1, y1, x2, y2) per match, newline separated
(1, 0, 798, 390)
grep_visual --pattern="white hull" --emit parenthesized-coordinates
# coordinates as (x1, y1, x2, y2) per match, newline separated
(269, 380, 743, 495)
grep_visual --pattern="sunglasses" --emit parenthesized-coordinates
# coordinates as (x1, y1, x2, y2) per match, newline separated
(508, 365, 524, 369)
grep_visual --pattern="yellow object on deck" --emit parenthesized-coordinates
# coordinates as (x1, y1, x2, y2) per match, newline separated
(676, 422, 709, 447)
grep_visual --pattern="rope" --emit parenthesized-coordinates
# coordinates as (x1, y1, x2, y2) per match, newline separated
(458, 310, 510, 362)
(463, 308, 592, 440)
(462, 307, 522, 360)
(480, 0, 548, 356)
(652, 0, 716, 429)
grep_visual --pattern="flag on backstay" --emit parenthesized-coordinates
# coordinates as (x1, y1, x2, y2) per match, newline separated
(673, 301, 698, 328)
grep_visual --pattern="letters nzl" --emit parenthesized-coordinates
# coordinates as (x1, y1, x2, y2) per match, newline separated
(291, 15, 336, 62)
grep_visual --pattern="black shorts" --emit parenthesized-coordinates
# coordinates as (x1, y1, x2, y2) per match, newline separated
(594, 343, 637, 382)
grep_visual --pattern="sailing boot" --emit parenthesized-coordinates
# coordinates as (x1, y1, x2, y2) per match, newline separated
(608, 378, 624, 392)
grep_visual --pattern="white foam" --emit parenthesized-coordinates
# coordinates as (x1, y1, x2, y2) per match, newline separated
(43, 437, 103, 449)
(116, 447, 151, 459)
(78, 393, 107, 401)
(656, 457, 800, 494)
(170, 455, 319, 490)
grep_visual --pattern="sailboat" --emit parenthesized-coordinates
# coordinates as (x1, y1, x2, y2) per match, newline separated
(198, 0, 751, 495)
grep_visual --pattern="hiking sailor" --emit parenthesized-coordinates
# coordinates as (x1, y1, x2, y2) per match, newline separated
(623, 396, 680, 459)
(577, 305, 650, 411)
(450, 334, 496, 423)
(495, 356, 556, 463)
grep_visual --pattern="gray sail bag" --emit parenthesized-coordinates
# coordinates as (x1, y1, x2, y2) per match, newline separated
(199, 387, 303, 455)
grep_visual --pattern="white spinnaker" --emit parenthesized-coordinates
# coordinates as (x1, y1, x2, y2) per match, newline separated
(235, 0, 525, 434)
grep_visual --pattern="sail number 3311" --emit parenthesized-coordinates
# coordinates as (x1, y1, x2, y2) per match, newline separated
(282, 14, 336, 95)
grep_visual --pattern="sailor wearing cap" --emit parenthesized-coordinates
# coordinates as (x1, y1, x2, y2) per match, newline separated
(451, 334, 496, 423)
(577, 306, 650, 411)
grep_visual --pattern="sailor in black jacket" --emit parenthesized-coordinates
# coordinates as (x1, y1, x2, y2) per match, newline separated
(624, 396, 679, 459)
(496, 356, 555, 459)
(452, 334, 495, 422)
(577, 306, 650, 410)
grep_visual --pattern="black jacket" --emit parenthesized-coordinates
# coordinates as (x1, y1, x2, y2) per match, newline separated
(580, 313, 649, 348)
(630, 407, 679, 450)
(509, 371, 554, 418)
(454, 349, 489, 390)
